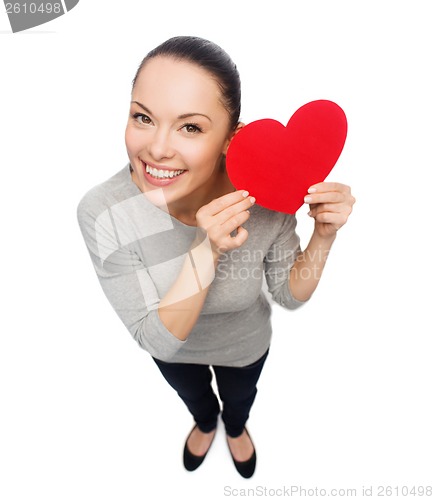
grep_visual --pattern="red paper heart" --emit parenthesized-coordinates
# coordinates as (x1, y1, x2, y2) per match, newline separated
(226, 100, 347, 214)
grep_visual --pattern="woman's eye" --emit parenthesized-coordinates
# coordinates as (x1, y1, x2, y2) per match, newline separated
(132, 113, 152, 125)
(183, 123, 202, 134)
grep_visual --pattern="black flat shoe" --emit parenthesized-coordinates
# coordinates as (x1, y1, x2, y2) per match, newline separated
(226, 427, 256, 478)
(183, 424, 216, 471)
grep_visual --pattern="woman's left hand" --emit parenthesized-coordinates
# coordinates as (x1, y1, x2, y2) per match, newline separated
(304, 182, 356, 239)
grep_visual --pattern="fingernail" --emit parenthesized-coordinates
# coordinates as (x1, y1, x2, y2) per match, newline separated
(308, 187, 317, 193)
(242, 191, 249, 197)
(304, 196, 312, 203)
(250, 197, 256, 204)
(308, 210, 312, 217)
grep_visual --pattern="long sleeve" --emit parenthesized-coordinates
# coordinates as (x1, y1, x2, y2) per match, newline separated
(76, 192, 187, 361)
(263, 212, 308, 310)
(74, 164, 313, 367)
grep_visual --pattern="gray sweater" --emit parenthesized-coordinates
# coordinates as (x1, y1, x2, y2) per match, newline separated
(76, 164, 307, 367)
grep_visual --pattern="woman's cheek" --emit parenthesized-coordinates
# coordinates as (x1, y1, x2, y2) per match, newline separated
(180, 142, 205, 168)
(184, 138, 223, 169)
(125, 126, 143, 154)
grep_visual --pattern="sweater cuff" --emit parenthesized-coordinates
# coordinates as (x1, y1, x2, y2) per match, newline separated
(145, 308, 187, 361)
(280, 279, 309, 310)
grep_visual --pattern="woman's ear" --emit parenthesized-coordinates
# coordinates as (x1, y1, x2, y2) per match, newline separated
(223, 122, 245, 155)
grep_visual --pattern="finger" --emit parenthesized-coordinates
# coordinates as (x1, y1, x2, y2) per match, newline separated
(205, 190, 251, 216)
(214, 195, 255, 225)
(313, 211, 349, 226)
(307, 182, 351, 194)
(308, 202, 348, 218)
(229, 226, 249, 248)
(304, 191, 346, 205)
(219, 208, 251, 235)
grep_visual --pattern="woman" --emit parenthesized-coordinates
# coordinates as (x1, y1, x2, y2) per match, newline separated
(77, 36, 355, 478)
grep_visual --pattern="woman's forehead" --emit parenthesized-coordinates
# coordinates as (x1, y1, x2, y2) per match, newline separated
(132, 57, 223, 116)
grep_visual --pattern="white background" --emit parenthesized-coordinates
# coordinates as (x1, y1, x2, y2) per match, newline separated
(1, 1, 433, 499)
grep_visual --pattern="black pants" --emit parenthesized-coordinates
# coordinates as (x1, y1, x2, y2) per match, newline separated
(152, 348, 269, 438)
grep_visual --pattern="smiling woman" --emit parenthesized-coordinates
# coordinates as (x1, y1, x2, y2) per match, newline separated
(76, 35, 355, 479)
(126, 54, 241, 222)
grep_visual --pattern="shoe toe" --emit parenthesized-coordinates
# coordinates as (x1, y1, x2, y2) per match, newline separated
(227, 428, 256, 478)
(183, 443, 206, 471)
(183, 425, 216, 472)
(232, 449, 256, 478)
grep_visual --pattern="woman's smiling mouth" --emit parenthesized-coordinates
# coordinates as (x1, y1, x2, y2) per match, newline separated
(140, 160, 187, 186)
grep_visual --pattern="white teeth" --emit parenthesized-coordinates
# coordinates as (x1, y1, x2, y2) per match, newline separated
(145, 164, 185, 179)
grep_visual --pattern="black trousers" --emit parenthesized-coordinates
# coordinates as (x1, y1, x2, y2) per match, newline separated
(152, 348, 269, 438)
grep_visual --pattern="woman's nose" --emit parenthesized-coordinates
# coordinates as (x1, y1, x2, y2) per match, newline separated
(148, 128, 175, 161)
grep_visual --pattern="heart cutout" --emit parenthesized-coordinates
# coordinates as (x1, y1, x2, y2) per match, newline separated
(226, 100, 347, 214)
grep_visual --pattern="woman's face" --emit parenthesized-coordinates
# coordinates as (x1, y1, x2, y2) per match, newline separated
(125, 56, 236, 210)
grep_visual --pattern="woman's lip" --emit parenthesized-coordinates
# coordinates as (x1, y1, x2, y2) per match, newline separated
(141, 159, 186, 172)
(140, 160, 187, 186)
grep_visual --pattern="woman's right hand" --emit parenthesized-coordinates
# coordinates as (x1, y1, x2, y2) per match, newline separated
(195, 190, 256, 259)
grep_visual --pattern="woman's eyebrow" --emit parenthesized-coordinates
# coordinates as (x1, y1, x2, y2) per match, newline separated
(131, 101, 211, 122)
(177, 112, 212, 122)
(131, 101, 153, 115)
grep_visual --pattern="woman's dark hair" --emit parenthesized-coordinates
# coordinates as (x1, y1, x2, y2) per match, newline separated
(131, 36, 241, 130)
